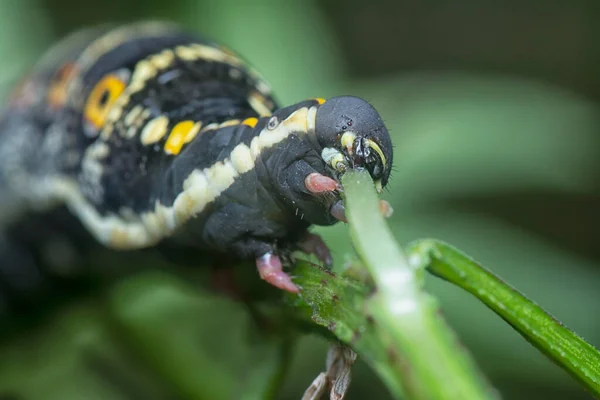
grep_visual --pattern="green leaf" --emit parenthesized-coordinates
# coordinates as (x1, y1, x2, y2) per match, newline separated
(406, 239, 600, 397)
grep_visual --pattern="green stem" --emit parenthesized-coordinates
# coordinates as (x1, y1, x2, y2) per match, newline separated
(324, 170, 495, 399)
(406, 239, 600, 397)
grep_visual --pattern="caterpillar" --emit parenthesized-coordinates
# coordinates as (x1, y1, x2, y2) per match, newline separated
(0, 21, 393, 312)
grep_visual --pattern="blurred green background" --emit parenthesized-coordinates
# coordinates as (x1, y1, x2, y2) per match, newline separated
(1, 0, 599, 399)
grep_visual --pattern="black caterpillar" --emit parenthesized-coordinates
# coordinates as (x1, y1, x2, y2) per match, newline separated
(0, 22, 393, 313)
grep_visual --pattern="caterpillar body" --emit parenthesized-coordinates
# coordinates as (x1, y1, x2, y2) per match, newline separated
(0, 22, 393, 313)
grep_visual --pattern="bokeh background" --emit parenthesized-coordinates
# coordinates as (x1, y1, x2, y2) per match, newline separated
(1, 0, 599, 399)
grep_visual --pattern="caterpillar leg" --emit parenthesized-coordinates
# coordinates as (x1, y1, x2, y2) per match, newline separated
(257, 230, 333, 293)
(329, 198, 393, 223)
(304, 173, 340, 194)
(198, 203, 300, 293)
(256, 253, 299, 294)
(330, 200, 347, 223)
(296, 231, 332, 267)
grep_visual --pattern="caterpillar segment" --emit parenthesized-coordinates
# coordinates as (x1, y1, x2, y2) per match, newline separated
(0, 22, 393, 302)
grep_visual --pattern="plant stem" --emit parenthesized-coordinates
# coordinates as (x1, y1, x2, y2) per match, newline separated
(406, 239, 600, 398)
(337, 170, 495, 400)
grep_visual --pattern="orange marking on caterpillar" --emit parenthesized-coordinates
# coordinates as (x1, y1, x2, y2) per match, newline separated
(48, 62, 78, 110)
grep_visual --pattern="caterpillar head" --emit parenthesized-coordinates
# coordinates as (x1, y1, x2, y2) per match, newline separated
(315, 96, 392, 192)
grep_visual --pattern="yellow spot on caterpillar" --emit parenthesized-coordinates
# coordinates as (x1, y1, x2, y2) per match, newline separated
(140, 115, 169, 145)
(164, 120, 195, 155)
(184, 122, 202, 143)
(242, 117, 258, 128)
(219, 119, 240, 128)
(248, 92, 273, 117)
(314, 97, 326, 105)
